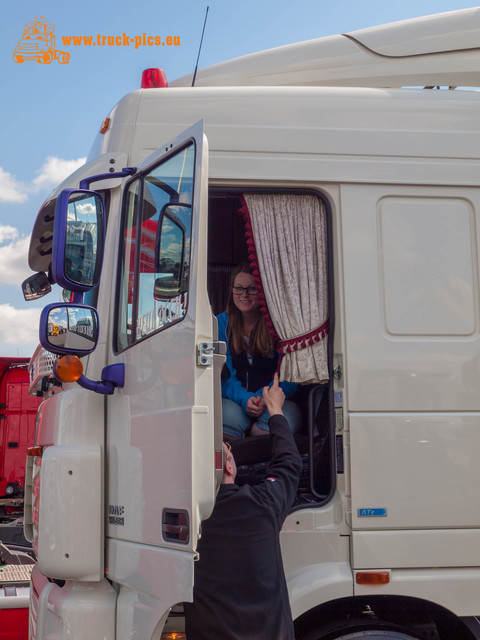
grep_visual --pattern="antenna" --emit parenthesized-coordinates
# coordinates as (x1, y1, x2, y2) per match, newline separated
(192, 6, 209, 87)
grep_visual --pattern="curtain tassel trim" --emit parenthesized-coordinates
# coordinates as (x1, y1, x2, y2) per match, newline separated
(277, 319, 329, 354)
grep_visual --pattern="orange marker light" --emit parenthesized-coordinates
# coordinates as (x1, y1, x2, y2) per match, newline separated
(54, 355, 84, 383)
(356, 571, 390, 585)
(100, 117, 110, 135)
(27, 446, 43, 458)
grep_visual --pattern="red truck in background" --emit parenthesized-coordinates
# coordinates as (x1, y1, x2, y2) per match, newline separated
(0, 357, 40, 640)
(0, 358, 41, 521)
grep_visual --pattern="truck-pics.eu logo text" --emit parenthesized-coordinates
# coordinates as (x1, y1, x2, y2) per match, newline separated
(13, 16, 181, 65)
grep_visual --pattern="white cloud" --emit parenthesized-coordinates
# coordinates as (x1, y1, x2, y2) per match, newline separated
(0, 303, 41, 349)
(0, 225, 19, 242)
(0, 156, 86, 205)
(0, 225, 31, 285)
(32, 156, 86, 191)
(0, 167, 28, 203)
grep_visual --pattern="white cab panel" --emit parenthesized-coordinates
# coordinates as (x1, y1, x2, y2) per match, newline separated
(354, 567, 480, 618)
(342, 185, 480, 412)
(350, 413, 480, 529)
(37, 444, 102, 580)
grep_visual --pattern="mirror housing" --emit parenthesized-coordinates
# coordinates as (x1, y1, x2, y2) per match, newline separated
(39, 303, 99, 356)
(52, 189, 105, 292)
(22, 272, 52, 301)
(39, 305, 124, 395)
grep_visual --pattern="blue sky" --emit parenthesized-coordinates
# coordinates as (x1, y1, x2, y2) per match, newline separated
(0, 0, 478, 356)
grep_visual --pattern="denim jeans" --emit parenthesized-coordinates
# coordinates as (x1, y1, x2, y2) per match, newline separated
(222, 397, 302, 439)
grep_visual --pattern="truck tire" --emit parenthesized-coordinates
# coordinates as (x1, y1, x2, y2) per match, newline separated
(320, 633, 420, 640)
(299, 624, 423, 640)
(13, 54, 23, 63)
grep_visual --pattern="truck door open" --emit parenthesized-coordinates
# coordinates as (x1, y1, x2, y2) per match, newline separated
(104, 122, 223, 633)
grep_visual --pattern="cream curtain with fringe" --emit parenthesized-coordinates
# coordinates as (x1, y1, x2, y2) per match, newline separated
(244, 193, 329, 384)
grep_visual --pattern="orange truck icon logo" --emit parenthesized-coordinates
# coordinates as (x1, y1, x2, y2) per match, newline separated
(13, 16, 70, 64)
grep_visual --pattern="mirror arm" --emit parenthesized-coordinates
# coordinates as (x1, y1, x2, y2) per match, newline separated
(79, 167, 137, 190)
(76, 364, 125, 395)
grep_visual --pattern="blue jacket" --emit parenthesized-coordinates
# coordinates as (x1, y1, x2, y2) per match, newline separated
(217, 311, 297, 412)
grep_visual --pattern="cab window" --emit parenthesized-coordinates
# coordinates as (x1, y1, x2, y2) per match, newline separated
(115, 143, 195, 352)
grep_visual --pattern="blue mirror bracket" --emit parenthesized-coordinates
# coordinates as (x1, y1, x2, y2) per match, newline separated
(102, 363, 125, 388)
(61, 363, 125, 395)
(79, 167, 137, 190)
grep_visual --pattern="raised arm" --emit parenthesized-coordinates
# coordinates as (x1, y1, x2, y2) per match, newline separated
(258, 374, 303, 521)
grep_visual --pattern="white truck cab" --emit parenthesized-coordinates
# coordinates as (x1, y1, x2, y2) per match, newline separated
(23, 8, 480, 640)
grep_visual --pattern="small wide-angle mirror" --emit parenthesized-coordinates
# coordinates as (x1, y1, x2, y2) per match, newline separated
(53, 189, 105, 291)
(40, 304, 99, 355)
(21, 272, 52, 301)
(62, 289, 73, 303)
(154, 204, 188, 300)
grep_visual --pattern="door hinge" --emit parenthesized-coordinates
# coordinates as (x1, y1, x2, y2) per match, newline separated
(197, 341, 213, 366)
(197, 340, 226, 366)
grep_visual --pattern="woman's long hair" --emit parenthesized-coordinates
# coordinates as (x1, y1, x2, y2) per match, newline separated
(226, 263, 275, 356)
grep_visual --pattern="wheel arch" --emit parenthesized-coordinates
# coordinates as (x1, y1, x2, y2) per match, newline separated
(294, 595, 478, 640)
(288, 560, 353, 621)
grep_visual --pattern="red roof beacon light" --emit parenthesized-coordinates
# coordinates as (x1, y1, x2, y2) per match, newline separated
(141, 68, 168, 88)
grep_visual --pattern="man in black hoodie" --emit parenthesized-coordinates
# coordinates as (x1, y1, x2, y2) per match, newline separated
(184, 373, 303, 639)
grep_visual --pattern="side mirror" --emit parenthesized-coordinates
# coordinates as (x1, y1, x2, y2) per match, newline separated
(39, 304, 99, 356)
(52, 189, 105, 292)
(21, 272, 52, 301)
(39, 303, 124, 395)
(154, 204, 188, 301)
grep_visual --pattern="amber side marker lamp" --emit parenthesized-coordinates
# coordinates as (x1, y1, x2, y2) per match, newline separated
(54, 355, 84, 383)
(27, 446, 44, 458)
(100, 117, 110, 135)
(356, 571, 390, 585)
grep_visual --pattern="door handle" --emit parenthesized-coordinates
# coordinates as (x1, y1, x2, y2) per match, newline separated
(162, 509, 189, 543)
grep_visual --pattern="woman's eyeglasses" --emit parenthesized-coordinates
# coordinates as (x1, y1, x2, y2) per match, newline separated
(232, 285, 258, 296)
